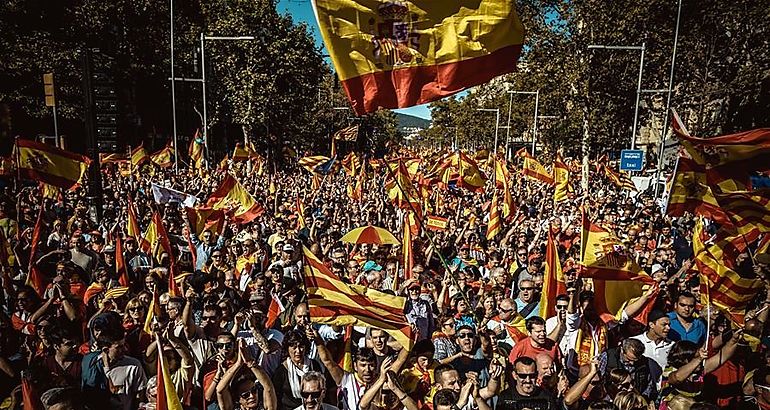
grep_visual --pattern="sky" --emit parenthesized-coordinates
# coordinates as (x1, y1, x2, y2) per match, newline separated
(276, 0, 435, 120)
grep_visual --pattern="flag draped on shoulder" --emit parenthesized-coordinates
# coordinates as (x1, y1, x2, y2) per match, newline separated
(206, 174, 265, 224)
(15, 139, 91, 190)
(517, 149, 553, 185)
(580, 208, 653, 322)
(303, 246, 413, 348)
(312, 0, 524, 115)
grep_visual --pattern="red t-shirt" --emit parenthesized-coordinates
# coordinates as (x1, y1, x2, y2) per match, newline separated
(508, 337, 561, 364)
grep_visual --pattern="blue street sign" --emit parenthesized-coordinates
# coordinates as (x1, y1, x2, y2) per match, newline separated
(620, 149, 644, 171)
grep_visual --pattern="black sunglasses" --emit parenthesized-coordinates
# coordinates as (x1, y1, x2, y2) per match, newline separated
(500, 308, 515, 313)
(239, 385, 259, 399)
(457, 332, 475, 339)
(202, 316, 217, 322)
(555, 305, 568, 310)
(301, 390, 322, 399)
(516, 372, 537, 380)
(216, 342, 234, 349)
(520, 287, 535, 291)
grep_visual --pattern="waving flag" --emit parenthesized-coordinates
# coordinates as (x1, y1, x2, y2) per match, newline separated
(131, 144, 149, 167)
(342, 152, 362, 176)
(553, 155, 570, 202)
(385, 160, 421, 211)
(16, 139, 91, 190)
(540, 230, 566, 318)
(116, 236, 129, 287)
(486, 189, 501, 240)
(303, 246, 413, 348)
(299, 155, 337, 175)
(334, 125, 359, 141)
(266, 293, 286, 329)
(205, 175, 265, 224)
(156, 337, 185, 410)
(713, 190, 770, 236)
(151, 183, 197, 207)
(150, 144, 175, 168)
(27, 206, 46, 296)
(517, 149, 553, 185)
(312, 0, 524, 115)
(188, 130, 204, 169)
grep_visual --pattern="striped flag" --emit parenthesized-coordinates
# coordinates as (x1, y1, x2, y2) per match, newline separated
(156, 337, 185, 410)
(553, 155, 569, 202)
(131, 144, 149, 167)
(299, 155, 337, 175)
(693, 220, 763, 313)
(296, 196, 307, 230)
(493, 158, 515, 219)
(714, 190, 770, 236)
(400, 211, 415, 289)
(486, 189, 501, 240)
(666, 155, 731, 224)
(188, 130, 204, 169)
(517, 149, 553, 185)
(27, 206, 46, 296)
(312, 0, 523, 115)
(385, 160, 421, 211)
(540, 230, 566, 318)
(426, 215, 448, 231)
(600, 163, 636, 191)
(302, 246, 413, 348)
(342, 151, 361, 176)
(126, 197, 149, 252)
(150, 143, 175, 168)
(16, 139, 91, 190)
(266, 292, 286, 329)
(334, 125, 359, 141)
(455, 152, 487, 193)
(185, 206, 227, 238)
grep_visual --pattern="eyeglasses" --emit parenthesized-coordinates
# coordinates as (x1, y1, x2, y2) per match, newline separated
(555, 305, 568, 310)
(516, 372, 537, 380)
(239, 385, 259, 399)
(520, 287, 534, 291)
(301, 390, 322, 399)
(517, 253, 527, 257)
(202, 316, 217, 322)
(500, 308, 515, 313)
(128, 307, 143, 312)
(216, 342, 234, 349)
(212, 254, 222, 258)
(457, 332, 475, 339)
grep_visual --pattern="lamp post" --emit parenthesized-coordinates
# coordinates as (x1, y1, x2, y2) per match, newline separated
(476, 108, 500, 154)
(587, 43, 646, 150)
(506, 90, 539, 157)
(170, 0, 178, 171)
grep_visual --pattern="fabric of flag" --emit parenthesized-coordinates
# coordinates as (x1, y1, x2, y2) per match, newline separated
(0, 156, 15, 175)
(266, 292, 286, 329)
(188, 130, 204, 169)
(342, 152, 361, 176)
(150, 144, 175, 168)
(580, 208, 654, 322)
(401, 211, 414, 288)
(666, 155, 730, 224)
(22, 373, 42, 410)
(600, 164, 636, 191)
(299, 155, 337, 175)
(218, 155, 229, 171)
(151, 183, 197, 207)
(126, 197, 150, 252)
(693, 220, 763, 312)
(493, 158, 514, 219)
(426, 215, 448, 231)
(335, 124, 359, 141)
(16, 139, 91, 190)
(40, 182, 59, 200)
(486, 189, 501, 240)
(143, 291, 161, 334)
(312, 0, 524, 115)
(540, 230, 566, 318)
(150, 212, 180, 296)
(0, 228, 13, 268)
(99, 152, 126, 164)
(347, 169, 365, 202)
(553, 155, 569, 202)
(131, 144, 149, 167)
(385, 161, 421, 211)
(205, 174, 265, 224)
(232, 143, 250, 162)
(26, 206, 46, 296)
(713, 190, 770, 236)
(338, 325, 354, 372)
(296, 196, 307, 230)
(454, 152, 487, 192)
(116, 236, 129, 287)
(518, 149, 553, 185)
(303, 246, 413, 348)
(156, 337, 185, 410)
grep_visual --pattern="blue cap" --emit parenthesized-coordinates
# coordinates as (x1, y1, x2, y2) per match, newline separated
(362, 260, 383, 272)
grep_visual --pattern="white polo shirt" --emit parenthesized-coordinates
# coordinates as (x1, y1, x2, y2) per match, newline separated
(631, 332, 673, 370)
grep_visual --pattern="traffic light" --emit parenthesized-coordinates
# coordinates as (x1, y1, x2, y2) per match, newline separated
(43, 73, 55, 107)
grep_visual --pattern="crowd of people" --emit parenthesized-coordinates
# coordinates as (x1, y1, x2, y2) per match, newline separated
(0, 147, 768, 410)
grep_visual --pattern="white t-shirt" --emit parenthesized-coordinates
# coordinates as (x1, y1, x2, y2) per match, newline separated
(106, 355, 147, 410)
(293, 404, 339, 410)
(631, 332, 673, 371)
(338, 372, 366, 410)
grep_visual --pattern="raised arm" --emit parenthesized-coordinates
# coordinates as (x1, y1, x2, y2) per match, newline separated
(309, 327, 344, 385)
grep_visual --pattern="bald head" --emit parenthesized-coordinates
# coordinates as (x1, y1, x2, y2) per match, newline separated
(294, 303, 310, 327)
(536, 353, 554, 377)
(499, 298, 516, 320)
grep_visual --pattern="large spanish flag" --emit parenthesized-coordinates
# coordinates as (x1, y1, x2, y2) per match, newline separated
(16, 139, 91, 190)
(303, 246, 413, 348)
(312, 0, 524, 115)
(517, 149, 553, 185)
(553, 155, 569, 203)
(206, 174, 265, 224)
(539, 230, 566, 319)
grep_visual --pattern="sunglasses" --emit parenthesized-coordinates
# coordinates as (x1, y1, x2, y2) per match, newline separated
(500, 308, 515, 313)
(212, 254, 222, 258)
(517, 253, 527, 257)
(202, 316, 217, 322)
(555, 305, 568, 310)
(520, 287, 534, 291)
(128, 307, 144, 312)
(239, 385, 259, 399)
(457, 332, 475, 339)
(216, 342, 234, 349)
(516, 372, 537, 380)
(301, 390, 322, 399)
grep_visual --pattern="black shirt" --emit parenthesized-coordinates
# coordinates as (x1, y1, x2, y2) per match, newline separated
(496, 385, 560, 410)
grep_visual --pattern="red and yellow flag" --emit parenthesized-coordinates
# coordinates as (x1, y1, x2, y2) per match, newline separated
(188, 130, 204, 170)
(518, 149, 553, 185)
(16, 139, 91, 190)
(540, 230, 566, 318)
(713, 190, 770, 236)
(303, 246, 413, 348)
(313, 0, 524, 115)
(486, 189, 501, 240)
(426, 215, 448, 231)
(185, 207, 226, 239)
(342, 151, 361, 177)
(454, 152, 487, 193)
(156, 337, 185, 410)
(150, 143, 175, 168)
(116, 236, 130, 287)
(205, 174, 265, 224)
(26, 206, 46, 296)
(131, 144, 149, 168)
(385, 161, 421, 211)
(553, 155, 570, 202)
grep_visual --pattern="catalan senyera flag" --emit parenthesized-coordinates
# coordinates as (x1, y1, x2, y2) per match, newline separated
(205, 174, 265, 224)
(299, 155, 337, 175)
(553, 155, 569, 203)
(540, 230, 566, 319)
(335, 124, 359, 141)
(486, 189, 501, 240)
(16, 139, 91, 190)
(150, 143, 175, 168)
(347, 170, 365, 202)
(693, 220, 763, 312)
(518, 149, 554, 185)
(712, 190, 770, 236)
(342, 152, 361, 177)
(296, 196, 308, 230)
(116, 236, 130, 287)
(188, 130, 204, 169)
(666, 154, 730, 223)
(580, 207, 654, 323)
(303, 246, 413, 348)
(312, 0, 524, 115)
(131, 144, 149, 167)
(156, 337, 185, 410)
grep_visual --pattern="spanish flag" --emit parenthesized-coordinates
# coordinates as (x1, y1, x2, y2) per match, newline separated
(580, 208, 654, 322)
(486, 189, 501, 240)
(455, 152, 487, 193)
(303, 246, 413, 348)
(205, 174, 265, 224)
(27, 206, 47, 296)
(116, 236, 130, 287)
(400, 211, 414, 288)
(145, 212, 180, 296)
(126, 197, 150, 252)
(553, 155, 569, 203)
(232, 143, 250, 162)
(517, 149, 553, 185)
(312, 0, 524, 115)
(493, 158, 514, 219)
(16, 139, 91, 190)
(188, 130, 204, 170)
(666, 155, 730, 224)
(131, 144, 149, 167)
(385, 160, 421, 211)
(151, 143, 175, 168)
(156, 337, 185, 410)
(540, 230, 566, 318)
(426, 215, 448, 231)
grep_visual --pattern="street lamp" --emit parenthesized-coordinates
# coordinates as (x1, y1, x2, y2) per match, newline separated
(476, 108, 500, 154)
(587, 43, 646, 150)
(506, 90, 539, 158)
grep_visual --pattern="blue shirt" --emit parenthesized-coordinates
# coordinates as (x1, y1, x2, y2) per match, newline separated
(667, 311, 706, 345)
